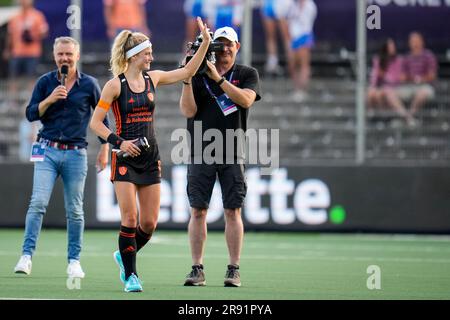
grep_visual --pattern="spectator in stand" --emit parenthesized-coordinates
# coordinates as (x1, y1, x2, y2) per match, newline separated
(183, 0, 209, 57)
(203, 0, 243, 32)
(184, 1, 209, 44)
(3, 0, 48, 100)
(368, 38, 414, 124)
(103, 0, 150, 41)
(397, 32, 438, 119)
(287, 0, 317, 102)
(260, 0, 293, 76)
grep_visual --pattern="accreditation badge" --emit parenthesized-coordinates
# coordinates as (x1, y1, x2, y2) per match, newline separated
(215, 93, 238, 116)
(30, 142, 46, 162)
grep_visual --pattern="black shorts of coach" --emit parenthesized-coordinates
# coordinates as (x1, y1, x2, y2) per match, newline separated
(187, 163, 247, 209)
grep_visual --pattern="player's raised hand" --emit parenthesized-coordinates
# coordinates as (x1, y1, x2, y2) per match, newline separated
(197, 17, 211, 44)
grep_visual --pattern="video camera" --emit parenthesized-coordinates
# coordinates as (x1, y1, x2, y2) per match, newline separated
(184, 32, 224, 76)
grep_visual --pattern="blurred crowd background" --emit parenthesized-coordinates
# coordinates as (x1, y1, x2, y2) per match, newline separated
(0, 0, 449, 166)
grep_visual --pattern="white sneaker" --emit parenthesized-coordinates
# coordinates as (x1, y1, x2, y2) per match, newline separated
(67, 260, 85, 278)
(14, 255, 32, 275)
(264, 62, 283, 76)
(264, 55, 283, 76)
(292, 90, 308, 103)
(407, 117, 419, 129)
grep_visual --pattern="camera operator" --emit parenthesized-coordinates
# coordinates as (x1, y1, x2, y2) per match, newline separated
(180, 26, 261, 288)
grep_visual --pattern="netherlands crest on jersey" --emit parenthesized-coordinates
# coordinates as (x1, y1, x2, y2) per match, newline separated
(119, 166, 128, 176)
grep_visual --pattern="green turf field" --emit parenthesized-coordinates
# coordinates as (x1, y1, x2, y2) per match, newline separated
(0, 229, 449, 300)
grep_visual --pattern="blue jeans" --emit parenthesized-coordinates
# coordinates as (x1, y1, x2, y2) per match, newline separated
(22, 147, 88, 262)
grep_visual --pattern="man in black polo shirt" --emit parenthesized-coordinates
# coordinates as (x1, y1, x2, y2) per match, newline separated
(180, 26, 261, 287)
(13, 37, 109, 278)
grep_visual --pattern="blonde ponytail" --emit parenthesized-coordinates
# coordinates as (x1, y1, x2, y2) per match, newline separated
(110, 30, 149, 77)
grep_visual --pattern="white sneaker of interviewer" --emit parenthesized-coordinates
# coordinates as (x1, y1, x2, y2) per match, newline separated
(14, 255, 32, 275)
(67, 260, 85, 278)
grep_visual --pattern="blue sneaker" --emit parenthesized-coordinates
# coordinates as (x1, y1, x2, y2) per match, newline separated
(124, 273, 143, 292)
(113, 251, 126, 283)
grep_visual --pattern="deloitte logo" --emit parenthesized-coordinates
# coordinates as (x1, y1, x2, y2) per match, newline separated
(244, 168, 346, 225)
(329, 205, 346, 224)
(97, 166, 346, 227)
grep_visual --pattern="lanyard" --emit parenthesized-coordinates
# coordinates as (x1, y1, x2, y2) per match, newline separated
(202, 71, 234, 99)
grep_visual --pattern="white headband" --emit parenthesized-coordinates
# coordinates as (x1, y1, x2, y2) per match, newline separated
(125, 40, 152, 59)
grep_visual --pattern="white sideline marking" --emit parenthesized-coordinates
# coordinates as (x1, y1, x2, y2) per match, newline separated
(0, 297, 68, 300)
(1, 251, 450, 264)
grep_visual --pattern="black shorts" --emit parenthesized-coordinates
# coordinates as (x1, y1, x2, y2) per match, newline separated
(187, 163, 247, 209)
(111, 145, 161, 186)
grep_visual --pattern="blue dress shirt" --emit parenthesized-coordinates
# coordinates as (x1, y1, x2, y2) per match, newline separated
(26, 70, 109, 148)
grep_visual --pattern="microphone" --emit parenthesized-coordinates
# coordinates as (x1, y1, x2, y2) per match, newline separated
(60, 65, 69, 87)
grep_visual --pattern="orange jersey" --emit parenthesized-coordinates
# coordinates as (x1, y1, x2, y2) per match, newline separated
(104, 0, 147, 30)
(7, 8, 48, 58)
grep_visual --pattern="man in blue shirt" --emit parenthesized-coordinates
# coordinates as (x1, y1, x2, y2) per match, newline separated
(14, 36, 109, 278)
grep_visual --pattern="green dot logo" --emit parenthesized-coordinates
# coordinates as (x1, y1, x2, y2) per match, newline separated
(330, 205, 346, 224)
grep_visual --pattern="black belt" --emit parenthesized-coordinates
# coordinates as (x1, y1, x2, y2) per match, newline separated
(38, 138, 84, 150)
